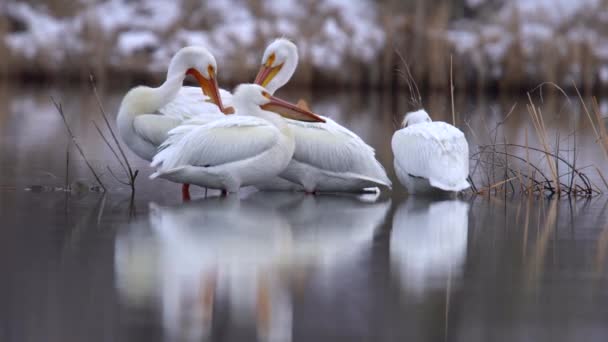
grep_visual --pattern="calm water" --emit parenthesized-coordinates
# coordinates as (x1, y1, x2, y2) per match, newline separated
(1, 83, 608, 341)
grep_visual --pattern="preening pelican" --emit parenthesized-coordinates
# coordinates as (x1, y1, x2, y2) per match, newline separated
(254, 39, 391, 193)
(150, 84, 325, 193)
(254, 38, 299, 94)
(391, 109, 470, 195)
(116, 46, 231, 162)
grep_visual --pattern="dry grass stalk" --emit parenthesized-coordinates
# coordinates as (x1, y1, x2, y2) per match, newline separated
(395, 48, 422, 109)
(591, 97, 608, 159)
(573, 81, 601, 142)
(51, 97, 106, 192)
(526, 94, 560, 194)
(450, 54, 455, 125)
(89, 74, 139, 196)
(596, 167, 608, 192)
(475, 177, 518, 195)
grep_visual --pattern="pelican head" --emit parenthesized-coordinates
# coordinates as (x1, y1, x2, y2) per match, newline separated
(254, 38, 298, 94)
(233, 84, 325, 123)
(167, 46, 232, 114)
(402, 109, 432, 128)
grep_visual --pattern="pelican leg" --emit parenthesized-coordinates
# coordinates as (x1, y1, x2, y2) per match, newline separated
(182, 184, 191, 201)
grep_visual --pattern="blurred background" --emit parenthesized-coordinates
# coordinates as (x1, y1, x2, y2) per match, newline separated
(1, 0, 607, 93)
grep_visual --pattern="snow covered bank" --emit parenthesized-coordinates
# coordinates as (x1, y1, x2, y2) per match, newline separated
(1, 0, 607, 90)
(2, 0, 384, 84)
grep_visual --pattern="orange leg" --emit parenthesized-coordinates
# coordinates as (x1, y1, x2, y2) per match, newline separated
(182, 184, 191, 201)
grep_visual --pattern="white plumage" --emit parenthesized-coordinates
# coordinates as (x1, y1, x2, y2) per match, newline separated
(150, 84, 325, 193)
(159, 86, 232, 121)
(252, 39, 391, 193)
(392, 109, 470, 194)
(150, 116, 287, 192)
(116, 46, 230, 162)
(275, 117, 391, 192)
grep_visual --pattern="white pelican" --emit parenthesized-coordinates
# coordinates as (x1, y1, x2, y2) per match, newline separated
(116, 46, 231, 162)
(150, 84, 326, 193)
(253, 40, 391, 193)
(391, 198, 469, 296)
(391, 109, 470, 195)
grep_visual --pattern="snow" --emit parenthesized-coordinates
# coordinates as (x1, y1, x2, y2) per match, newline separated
(2, 0, 605, 86)
(447, 0, 607, 81)
(4, 3, 83, 62)
(512, 0, 600, 24)
(446, 31, 478, 54)
(117, 31, 159, 56)
(2, 0, 385, 76)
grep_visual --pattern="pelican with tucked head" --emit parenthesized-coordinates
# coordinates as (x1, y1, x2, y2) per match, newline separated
(150, 84, 325, 194)
(254, 38, 299, 94)
(116, 46, 231, 162)
(253, 39, 391, 193)
(391, 109, 470, 195)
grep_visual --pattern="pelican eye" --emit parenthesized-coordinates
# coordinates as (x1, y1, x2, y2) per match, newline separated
(262, 91, 271, 99)
(207, 65, 215, 78)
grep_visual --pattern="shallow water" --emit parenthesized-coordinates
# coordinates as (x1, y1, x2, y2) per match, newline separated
(1, 83, 608, 341)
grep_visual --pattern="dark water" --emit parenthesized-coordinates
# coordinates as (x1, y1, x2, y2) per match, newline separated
(1, 83, 608, 341)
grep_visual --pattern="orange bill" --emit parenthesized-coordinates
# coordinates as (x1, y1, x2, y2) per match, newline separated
(254, 54, 283, 87)
(187, 67, 233, 115)
(261, 92, 325, 123)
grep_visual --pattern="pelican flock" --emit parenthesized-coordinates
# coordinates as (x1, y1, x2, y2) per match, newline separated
(116, 38, 470, 198)
(150, 84, 325, 193)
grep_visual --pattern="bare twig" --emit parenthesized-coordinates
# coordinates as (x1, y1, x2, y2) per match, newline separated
(450, 54, 455, 126)
(93, 121, 128, 175)
(51, 97, 106, 192)
(591, 97, 608, 159)
(572, 80, 600, 140)
(90, 74, 138, 195)
(395, 48, 422, 109)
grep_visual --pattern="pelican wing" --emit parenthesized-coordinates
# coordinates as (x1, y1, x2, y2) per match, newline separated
(287, 117, 391, 185)
(151, 116, 280, 173)
(159, 86, 232, 121)
(133, 114, 182, 147)
(392, 122, 469, 191)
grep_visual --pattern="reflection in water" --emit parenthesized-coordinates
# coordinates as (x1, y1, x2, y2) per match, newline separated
(114, 193, 390, 341)
(390, 198, 469, 296)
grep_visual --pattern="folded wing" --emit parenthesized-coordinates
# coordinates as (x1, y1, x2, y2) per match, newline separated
(288, 117, 391, 185)
(151, 116, 280, 173)
(392, 122, 469, 191)
(133, 114, 182, 147)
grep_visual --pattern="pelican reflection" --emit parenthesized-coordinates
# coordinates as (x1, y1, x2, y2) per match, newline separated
(390, 198, 470, 297)
(115, 192, 390, 341)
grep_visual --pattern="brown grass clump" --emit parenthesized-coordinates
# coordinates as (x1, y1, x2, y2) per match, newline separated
(468, 83, 606, 197)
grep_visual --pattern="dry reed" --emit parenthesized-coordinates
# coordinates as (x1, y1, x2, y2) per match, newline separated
(51, 96, 106, 192)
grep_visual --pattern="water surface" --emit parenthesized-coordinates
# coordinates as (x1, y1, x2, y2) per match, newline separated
(1, 84, 607, 341)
